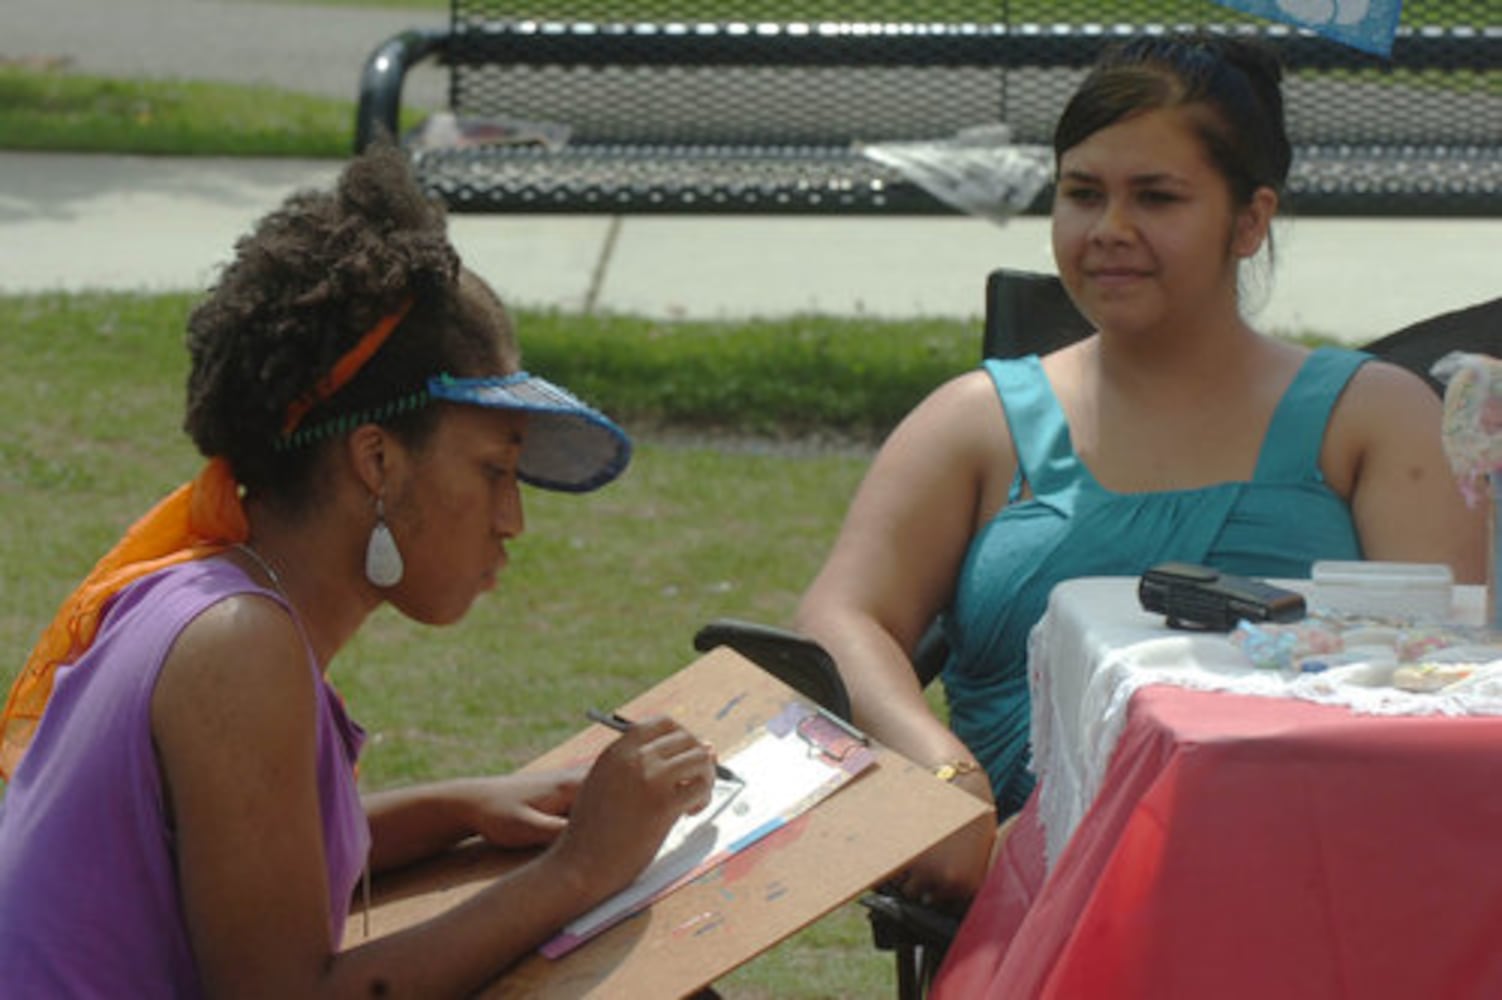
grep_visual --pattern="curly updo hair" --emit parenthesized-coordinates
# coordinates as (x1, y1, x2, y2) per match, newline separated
(184, 142, 518, 509)
(1054, 32, 1292, 210)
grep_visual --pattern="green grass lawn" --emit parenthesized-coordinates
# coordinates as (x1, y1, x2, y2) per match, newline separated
(0, 66, 404, 158)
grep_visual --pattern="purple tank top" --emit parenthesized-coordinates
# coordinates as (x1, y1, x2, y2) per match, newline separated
(0, 559, 370, 996)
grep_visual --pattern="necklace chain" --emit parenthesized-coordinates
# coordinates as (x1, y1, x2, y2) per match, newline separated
(236, 542, 287, 597)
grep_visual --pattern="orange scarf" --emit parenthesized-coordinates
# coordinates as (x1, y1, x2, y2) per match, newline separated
(0, 301, 412, 781)
(0, 458, 246, 779)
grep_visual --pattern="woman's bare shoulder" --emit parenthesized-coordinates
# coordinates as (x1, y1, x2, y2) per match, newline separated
(1349, 353, 1436, 393)
(1338, 355, 1442, 428)
(886, 367, 1014, 464)
(152, 593, 314, 735)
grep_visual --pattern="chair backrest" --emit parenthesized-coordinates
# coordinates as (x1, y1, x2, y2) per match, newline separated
(982, 269, 1092, 359)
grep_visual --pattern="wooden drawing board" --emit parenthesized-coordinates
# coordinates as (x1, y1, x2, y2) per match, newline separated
(344, 646, 992, 998)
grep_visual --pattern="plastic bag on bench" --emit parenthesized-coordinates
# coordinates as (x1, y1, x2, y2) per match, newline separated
(406, 111, 572, 152)
(858, 124, 1051, 226)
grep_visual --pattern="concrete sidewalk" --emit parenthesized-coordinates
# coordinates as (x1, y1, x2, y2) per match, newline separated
(3, 151, 1499, 344)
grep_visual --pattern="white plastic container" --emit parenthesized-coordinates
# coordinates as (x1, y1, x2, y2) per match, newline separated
(1310, 561, 1454, 620)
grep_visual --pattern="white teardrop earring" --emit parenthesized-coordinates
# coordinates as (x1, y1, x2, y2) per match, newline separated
(365, 496, 404, 588)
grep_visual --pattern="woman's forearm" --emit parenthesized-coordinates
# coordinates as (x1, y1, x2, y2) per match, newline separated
(363, 779, 482, 873)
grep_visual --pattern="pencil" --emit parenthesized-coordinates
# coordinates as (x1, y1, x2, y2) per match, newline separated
(586, 707, 741, 784)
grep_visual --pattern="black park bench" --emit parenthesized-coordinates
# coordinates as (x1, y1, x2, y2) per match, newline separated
(354, 0, 1501, 217)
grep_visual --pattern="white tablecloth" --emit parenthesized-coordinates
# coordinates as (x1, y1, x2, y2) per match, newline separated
(1025, 577, 1494, 867)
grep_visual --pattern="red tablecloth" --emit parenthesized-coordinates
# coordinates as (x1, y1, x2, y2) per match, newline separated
(932, 685, 1502, 999)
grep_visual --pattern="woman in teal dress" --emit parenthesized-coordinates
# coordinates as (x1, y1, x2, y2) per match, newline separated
(794, 33, 1485, 907)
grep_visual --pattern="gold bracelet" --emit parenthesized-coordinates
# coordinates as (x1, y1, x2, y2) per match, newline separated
(933, 760, 981, 783)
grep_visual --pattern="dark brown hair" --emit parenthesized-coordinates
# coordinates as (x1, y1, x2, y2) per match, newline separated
(183, 142, 517, 509)
(1053, 33, 1292, 209)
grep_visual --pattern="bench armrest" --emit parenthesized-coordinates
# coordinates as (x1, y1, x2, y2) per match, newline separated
(354, 27, 451, 153)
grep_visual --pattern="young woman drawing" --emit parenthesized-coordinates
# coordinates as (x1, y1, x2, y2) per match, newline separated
(0, 143, 719, 997)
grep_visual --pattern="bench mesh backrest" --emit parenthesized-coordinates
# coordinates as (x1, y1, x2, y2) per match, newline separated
(446, 0, 1500, 148)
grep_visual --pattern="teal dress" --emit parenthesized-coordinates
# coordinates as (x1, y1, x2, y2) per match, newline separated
(942, 347, 1369, 815)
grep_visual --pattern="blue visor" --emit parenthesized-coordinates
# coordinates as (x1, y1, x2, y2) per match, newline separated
(427, 373, 632, 493)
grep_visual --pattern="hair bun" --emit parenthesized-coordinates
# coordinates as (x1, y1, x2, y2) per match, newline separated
(1214, 34, 1286, 118)
(1214, 34, 1284, 87)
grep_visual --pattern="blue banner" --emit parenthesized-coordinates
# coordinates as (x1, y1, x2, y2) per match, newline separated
(1211, 0, 1403, 57)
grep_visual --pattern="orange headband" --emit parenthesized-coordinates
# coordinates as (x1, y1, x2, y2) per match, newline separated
(281, 299, 414, 436)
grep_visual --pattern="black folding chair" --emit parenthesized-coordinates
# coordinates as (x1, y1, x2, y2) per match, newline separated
(694, 269, 1502, 999)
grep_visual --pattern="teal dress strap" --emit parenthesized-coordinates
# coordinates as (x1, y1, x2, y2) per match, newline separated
(984, 356, 1078, 500)
(1253, 347, 1371, 482)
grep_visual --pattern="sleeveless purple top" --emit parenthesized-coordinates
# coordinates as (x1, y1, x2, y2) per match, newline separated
(0, 559, 370, 996)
